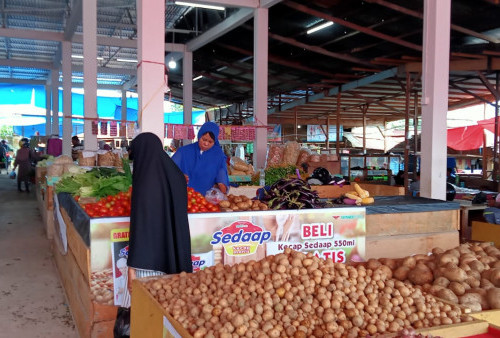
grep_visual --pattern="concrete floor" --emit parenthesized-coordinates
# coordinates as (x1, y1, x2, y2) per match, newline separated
(0, 172, 77, 337)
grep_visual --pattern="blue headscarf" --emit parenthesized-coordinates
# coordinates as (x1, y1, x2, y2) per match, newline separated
(172, 121, 229, 196)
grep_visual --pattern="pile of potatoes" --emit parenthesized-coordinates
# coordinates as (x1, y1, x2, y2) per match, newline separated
(219, 194, 269, 212)
(362, 242, 500, 312)
(142, 248, 470, 338)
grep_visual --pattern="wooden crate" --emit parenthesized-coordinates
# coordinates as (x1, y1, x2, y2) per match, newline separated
(131, 278, 491, 338)
(366, 231, 459, 259)
(470, 310, 500, 326)
(52, 207, 118, 338)
(471, 221, 500, 248)
(36, 183, 54, 239)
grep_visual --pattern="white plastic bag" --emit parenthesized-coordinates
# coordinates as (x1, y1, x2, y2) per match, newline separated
(205, 187, 227, 205)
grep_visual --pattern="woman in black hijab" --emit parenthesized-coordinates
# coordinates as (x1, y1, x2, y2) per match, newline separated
(127, 132, 192, 282)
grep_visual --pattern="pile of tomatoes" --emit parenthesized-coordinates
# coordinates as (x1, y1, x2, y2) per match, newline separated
(187, 187, 220, 213)
(78, 187, 132, 218)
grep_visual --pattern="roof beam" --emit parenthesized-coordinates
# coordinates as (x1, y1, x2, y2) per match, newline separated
(0, 27, 64, 41)
(344, 92, 403, 114)
(218, 43, 339, 78)
(365, 0, 499, 44)
(477, 71, 500, 101)
(186, 8, 253, 52)
(449, 81, 496, 106)
(122, 76, 137, 91)
(0, 58, 54, 69)
(0, 78, 46, 85)
(269, 67, 399, 114)
(72, 65, 136, 76)
(268, 32, 379, 68)
(284, 1, 422, 51)
(260, 0, 281, 8)
(405, 58, 500, 72)
(64, 0, 82, 41)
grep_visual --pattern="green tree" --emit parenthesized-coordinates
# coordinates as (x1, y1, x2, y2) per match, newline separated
(0, 125, 13, 140)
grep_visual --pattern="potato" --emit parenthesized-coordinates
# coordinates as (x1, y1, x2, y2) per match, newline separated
(432, 247, 445, 255)
(393, 266, 410, 281)
(433, 277, 450, 288)
(379, 258, 397, 270)
(233, 196, 242, 203)
(436, 288, 459, 303)
(465, 276, 480, 289)
(486, 288, 500, 309)
(219, 200, 231, 208)
(374, 265, 392, 279)
(442, 267, 467, 283)
(488, 268, 500, 287)
(459, 293, 481, 304)
(401, 256, 417, 269)
(448, 281, 465, 296)
(429, 285, 444, 296)
(445, 248, 461, 258)
(480, 278, 495, 290)
(439, 253, 459, 267)
(492, 261, 500, 269)
(408, 264, 433, 285)
(366, 259, 382, 270)
(467, 269, 481, 281)
(462, 302, 482, 312)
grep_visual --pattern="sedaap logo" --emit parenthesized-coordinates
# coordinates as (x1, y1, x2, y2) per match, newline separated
(119, 245, 129, 258)
(191, 255, 206, 272)
(211, 220, 271, 256)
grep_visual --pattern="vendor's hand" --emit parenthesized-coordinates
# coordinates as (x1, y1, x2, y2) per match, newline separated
(217, 183, 227, 194)
(184, 174, 189, 183)
(127, 267, 136, 293)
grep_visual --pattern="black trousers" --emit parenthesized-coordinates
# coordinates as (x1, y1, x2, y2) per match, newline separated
(18, 179, 30, 192)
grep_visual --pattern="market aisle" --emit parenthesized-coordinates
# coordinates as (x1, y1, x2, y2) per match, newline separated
(0, 174, 77, 338)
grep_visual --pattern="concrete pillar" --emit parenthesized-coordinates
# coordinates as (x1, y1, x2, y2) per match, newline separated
(45, 85, 51, 136)
(137, 0, 165, 143)
(62, 40, 72, 157)
(83, 0, 98, 151)
(252, 7, 269, 169)
(121, 90, 127, 121)
(51, 71, 59, 135)
(420, 0, 451, 200)
(183, 51, 193, 144)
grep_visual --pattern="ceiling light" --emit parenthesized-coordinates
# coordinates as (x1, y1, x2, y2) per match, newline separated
(168, 58, 177, 69)
(175, 1, 225, 10)
(297, 125, 301, 129)
(307, 21, 334, 34)
(116, 58, 138, 63)
(193, 75, 203, 81)
(72, 54, 104, 61)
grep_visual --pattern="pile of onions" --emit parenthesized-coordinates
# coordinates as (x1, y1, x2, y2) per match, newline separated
(142, 248, 470, 337)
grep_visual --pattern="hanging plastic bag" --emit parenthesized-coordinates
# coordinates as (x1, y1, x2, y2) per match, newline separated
(9, 170, 16, 179)
(113, 307, 130, 338)
(205, 187, 227, 205)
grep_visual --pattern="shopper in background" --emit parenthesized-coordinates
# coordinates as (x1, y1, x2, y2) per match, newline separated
(172, 121, 229, 196)
(12, 138, 40, 192)
(126, 132, 192, 292)
(71, 136, 83, 161)
(0, 140, 7, 173)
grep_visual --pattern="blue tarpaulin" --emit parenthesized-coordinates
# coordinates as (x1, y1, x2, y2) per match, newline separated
(0, 84, 205, 137)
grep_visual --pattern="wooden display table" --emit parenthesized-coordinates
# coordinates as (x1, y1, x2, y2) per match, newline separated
(36, 179, 54, 239)
(52, 206, 118, 338)
(472, 221, 500, 248)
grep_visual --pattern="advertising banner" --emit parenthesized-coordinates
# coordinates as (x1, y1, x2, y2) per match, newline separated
(189, 207, 365, 267)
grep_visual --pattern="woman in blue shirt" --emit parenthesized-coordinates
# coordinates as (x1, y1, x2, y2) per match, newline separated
(172, 121, 229, 196)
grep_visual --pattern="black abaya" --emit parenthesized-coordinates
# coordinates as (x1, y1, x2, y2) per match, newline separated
(127, 132, 192, 274)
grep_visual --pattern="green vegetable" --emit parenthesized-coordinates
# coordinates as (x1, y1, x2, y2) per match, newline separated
(263, 165, 302, 186)
(55, 161, 132, 198)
